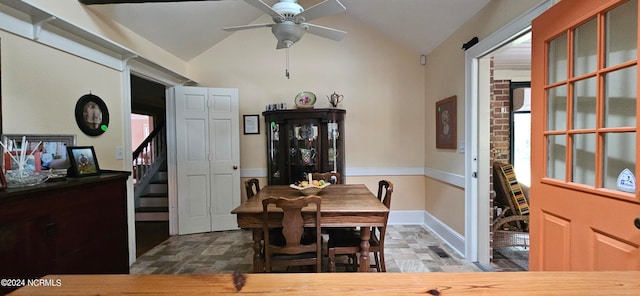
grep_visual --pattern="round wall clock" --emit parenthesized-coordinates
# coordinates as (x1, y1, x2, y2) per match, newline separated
(75, 93, 109, 136)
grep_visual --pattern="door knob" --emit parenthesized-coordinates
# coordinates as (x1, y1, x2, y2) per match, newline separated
(233, 165, 238, 170)
(634, 217, 640, 230)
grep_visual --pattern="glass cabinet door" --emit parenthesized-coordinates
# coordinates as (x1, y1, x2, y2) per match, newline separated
(288, 122, 319, 182)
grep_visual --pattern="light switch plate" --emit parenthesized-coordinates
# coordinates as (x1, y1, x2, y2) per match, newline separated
(116, 146, 124, 160)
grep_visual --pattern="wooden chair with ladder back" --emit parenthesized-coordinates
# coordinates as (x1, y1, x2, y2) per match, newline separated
(244, 178, 260, 199)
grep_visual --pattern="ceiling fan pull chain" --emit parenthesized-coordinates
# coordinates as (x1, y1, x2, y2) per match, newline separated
(285, 47, 290, 79)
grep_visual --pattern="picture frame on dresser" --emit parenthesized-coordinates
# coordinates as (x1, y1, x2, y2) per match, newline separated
(2, 134, 76, 170)
(66, 146, 100, 177)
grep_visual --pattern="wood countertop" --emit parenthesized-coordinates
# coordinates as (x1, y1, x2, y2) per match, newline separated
(8, 272, 640, 295)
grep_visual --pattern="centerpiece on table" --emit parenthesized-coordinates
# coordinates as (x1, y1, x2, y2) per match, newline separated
(290, 173, 330, 195)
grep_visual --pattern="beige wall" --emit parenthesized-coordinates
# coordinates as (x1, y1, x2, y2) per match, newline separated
(424, 0, 543, 234)
(2, 0, 546, 238)
(0, 31, 125, 170)
(190, 11, 427, 212)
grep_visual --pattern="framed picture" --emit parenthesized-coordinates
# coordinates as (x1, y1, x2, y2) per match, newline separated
(74, 94, 110, 137)
(4, 150, 41, 172)
(66, 146, 100, 177)
(436, 96, 457, 149)
(2, 134, 76, 170)
(243, 114, 260, 135)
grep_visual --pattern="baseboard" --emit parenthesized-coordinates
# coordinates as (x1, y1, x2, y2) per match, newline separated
(422, 211, 465, 257)
(389, 210, 465, 258)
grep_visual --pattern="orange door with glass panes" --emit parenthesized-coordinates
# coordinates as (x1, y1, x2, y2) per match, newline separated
(530, 0, 640, 271)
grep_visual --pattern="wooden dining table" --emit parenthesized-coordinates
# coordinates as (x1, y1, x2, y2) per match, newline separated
(230, 184, 389, 272)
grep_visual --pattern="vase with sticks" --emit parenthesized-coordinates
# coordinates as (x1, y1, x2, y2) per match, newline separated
(0, 136, 48, 186)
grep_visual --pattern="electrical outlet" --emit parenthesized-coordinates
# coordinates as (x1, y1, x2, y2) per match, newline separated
(115, 146, 124, 160)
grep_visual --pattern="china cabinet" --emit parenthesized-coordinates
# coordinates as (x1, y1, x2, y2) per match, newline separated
(262, 108, 345, 185)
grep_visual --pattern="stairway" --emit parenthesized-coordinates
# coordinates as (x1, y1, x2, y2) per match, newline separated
(135, 170, 169, 221)
(133, 123, 169, 222)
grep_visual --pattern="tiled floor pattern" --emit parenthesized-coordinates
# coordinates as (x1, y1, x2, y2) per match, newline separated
(130, 225, 524, 274)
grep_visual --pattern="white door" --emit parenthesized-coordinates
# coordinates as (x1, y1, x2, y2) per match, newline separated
(208, 88, 241, 231)
(173, 86, 240, 235)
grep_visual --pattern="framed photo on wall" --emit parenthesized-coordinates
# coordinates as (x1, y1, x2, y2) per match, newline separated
(67, 146, 100, 177)
(243, 114, 260, 135)
(435, 95, 457, 149)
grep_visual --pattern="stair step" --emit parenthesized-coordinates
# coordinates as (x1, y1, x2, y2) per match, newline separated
(135, 211, 169, 222)
(140, 192, 167, 198)
(136, 206, 169, 213)
(138, 196, 168, 207)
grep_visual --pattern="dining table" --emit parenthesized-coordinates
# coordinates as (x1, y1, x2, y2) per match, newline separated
(230, 184, 389, 272)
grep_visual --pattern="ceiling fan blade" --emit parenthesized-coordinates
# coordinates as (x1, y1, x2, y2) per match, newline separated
(243, 0, 283, 20)
(306, 23, 346, 41)
(222, 23, 274, 32)
(295, 0, 345, 23)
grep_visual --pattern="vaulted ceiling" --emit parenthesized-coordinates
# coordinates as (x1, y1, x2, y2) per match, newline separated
(80, 0, 495, 62)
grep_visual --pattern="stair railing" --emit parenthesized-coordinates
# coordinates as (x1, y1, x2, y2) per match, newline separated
(132, 122, 166, 188)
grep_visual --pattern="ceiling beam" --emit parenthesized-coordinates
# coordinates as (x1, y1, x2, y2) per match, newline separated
(78, 0, 207, 5)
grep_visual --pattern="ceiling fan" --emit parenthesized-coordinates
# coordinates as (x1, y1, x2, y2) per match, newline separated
(222, 0, 347, 50)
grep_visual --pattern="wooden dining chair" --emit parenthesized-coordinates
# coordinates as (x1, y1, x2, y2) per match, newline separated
(311, 172, 341, 184)
(327, 180, 393, 272)
(245, 178, 260, 199)
(262, 195, 323, 272)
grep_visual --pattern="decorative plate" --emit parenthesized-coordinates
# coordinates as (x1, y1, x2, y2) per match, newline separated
(294, 91, 316, 108)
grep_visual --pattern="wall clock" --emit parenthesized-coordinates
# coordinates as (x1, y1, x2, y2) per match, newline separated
(75, 93, 109, 136)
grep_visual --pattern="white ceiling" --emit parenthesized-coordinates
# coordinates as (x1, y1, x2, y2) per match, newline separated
(83, 0, 494, 62)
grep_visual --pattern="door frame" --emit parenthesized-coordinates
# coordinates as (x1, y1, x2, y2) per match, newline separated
(464, 0, 552, 265)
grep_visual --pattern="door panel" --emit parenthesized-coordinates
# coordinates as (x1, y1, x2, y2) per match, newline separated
(175, 87, 212, 235)
(540, 211, 571, 271)
(531, 0, 640, 271)
(209, 89, 240, 231)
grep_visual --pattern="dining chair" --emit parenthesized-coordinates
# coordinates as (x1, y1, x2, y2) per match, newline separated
(327, 180, 393, 272)
(262, 195, 323, 272)
(244, 178, 260, 199)
(311, 172, 341, 184)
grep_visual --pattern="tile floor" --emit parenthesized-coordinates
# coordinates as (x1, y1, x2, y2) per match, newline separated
(130, 225, 528, 274)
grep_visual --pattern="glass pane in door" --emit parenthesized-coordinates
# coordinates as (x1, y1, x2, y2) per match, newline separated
(327, 122, 339, 173)
(603, 132, 636, 191)
(604, 66, 637, 128)
(547, 134, 567, 180)
(548, 33, 568, 84)
(606, 0, 638, 67)
(574, 18, 598, 77)
(548, 85, 568, 131)
(573, 77, 597, 129)
(572, 133, 596, 186)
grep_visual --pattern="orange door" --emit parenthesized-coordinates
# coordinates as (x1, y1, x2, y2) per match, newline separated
(530, 0, 640, 271)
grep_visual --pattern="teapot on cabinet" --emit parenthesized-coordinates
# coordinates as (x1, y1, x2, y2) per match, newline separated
(327, 92, 344, 108)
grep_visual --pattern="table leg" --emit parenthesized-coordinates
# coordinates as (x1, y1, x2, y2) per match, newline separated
(359, 227, 371, 272)
(251, 228, 264, 273)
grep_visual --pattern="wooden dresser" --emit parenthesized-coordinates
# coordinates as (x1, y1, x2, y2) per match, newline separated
(0, 171, 130, 282)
